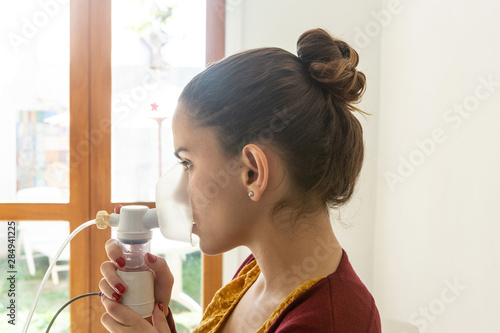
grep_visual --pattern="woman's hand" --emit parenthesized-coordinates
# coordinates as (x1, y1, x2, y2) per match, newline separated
(99, 204, 175, 332)
(101, 298, 171, 332)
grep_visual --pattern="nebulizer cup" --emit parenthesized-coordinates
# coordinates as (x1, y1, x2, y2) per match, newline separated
(116, 239, 155, 317)
(114, 206, 155, 318)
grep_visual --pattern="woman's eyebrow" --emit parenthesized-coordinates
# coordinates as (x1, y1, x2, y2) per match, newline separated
(174, 147, 189, 159)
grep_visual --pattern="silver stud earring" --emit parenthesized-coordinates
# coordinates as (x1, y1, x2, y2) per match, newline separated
(248, 191, 254, 197)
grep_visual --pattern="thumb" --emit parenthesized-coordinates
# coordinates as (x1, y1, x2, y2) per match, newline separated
(152, 302, 171, 332)
(145, 253, 174, 305)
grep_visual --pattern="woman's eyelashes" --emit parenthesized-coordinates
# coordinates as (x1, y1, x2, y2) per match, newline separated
(179, 160, 193, 171)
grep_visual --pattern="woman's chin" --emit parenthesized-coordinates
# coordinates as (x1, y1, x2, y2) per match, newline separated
(192, 223, 236, 255)
(198, 239, 228, 256)
(199, 243, 219, 256)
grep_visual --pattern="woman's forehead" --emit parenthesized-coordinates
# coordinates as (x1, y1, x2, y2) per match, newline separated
(172, 109, 222, 160)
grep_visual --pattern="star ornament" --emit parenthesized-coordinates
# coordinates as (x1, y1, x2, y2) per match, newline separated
(151, 102, 159, 111)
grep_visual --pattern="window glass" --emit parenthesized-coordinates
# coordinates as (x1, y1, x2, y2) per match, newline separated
(111, 0, 206, 202)
(0, 1, 70, 203)
(0, 221, 70, 331)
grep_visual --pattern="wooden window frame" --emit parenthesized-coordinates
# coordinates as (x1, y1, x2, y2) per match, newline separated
(0, 0, 224, 331)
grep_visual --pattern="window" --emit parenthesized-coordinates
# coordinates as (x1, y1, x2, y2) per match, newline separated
(0, 0, 224, 331)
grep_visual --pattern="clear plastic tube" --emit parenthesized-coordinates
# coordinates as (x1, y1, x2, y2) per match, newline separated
(119, 240, 151, 271)
(22, 219, 97, 333)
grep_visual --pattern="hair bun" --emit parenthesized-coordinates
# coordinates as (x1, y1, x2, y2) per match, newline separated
(297, 28, 366, 111)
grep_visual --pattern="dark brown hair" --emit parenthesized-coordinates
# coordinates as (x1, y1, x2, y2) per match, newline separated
(179, 28, 367, 224)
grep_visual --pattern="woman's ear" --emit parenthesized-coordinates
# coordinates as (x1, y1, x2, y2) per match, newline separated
(241, 144, 269, 201)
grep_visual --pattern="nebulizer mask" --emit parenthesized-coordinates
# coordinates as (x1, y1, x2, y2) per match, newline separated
(23, 163, 195, 332)
(155, 162, 195, 243)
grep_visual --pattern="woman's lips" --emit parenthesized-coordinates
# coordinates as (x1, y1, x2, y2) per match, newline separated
(192, 213, 198, 227)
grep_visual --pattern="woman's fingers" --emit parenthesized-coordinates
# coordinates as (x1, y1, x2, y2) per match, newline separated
(152, 302, 171, 332)
(101, 312, 121, 332)
(101, 296, 168, 332)
(144, 253, 174, 307)
(105, 238, 126, 267)
(113, 204, 123, 214)
(100, 261, 127, 297)
(99, 277, 124, 302)
(100, 295, 141, 330)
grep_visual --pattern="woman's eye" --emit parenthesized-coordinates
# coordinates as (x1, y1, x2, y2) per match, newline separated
(179, 160, 192, 171)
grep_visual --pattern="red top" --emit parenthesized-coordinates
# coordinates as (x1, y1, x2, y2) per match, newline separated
(167, 248, 381, 332)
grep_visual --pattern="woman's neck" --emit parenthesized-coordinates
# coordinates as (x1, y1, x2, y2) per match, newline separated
(246, 209, 343, 296)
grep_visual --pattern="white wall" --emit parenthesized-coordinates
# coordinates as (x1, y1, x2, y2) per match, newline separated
(223, 0, 382, 295)
(374, 0, 500, 332)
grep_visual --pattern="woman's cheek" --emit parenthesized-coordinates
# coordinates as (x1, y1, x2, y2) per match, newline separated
(188, 177, 209, 215)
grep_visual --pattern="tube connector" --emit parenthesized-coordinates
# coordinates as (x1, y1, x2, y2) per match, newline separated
(96, 210, 111, 229)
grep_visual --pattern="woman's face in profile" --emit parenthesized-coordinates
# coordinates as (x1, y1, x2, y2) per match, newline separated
(171, 105, 254, 255)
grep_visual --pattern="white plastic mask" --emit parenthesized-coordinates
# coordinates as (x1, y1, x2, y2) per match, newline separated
(155, 163, 195, 244)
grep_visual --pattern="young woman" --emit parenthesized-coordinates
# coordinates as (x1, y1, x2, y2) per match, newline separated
(99, 28, 381, 332)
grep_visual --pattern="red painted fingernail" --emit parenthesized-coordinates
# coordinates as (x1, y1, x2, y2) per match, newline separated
(115, 283, 126, 294)
(116, 257, 125, 268)
(112, 293, 121, 301)
(147, 253, 157, 263)
(158, 302, 164, 312)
